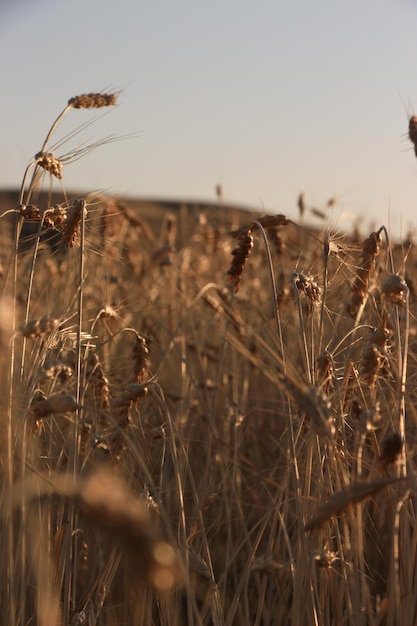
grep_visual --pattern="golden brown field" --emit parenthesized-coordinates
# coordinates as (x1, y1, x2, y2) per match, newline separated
(1, 93, 417, 625)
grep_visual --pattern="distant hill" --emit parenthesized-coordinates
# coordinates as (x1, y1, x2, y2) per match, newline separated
(0, 188, 265, 249)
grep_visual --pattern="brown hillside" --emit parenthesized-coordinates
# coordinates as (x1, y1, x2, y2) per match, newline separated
(0, 188, 265, 250)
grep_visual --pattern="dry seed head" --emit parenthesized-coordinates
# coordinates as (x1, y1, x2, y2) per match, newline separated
(312, 549, 338, 568)
(30, 389, 47, 405)
(231, 214, 289, 238)
(361, 322, 389, 386)
(40, 361, 73, 384)
(96, 304, 119, 335)
(44, 204, 67, 228)
(251, 557, 283, 574)
(68, 92, 117, 109)
(17, 204, 42, 220)
(85, 351, 110, 411)
(164, 213, 177, 248)
(346, 290, 366, 318)
(359, 403, 382, 432)
(19, 316, 60, 338)
(362, 229, 382, 258)
(97, 304, 118, 319)
(361, 344, 385, 386)
(379, 431, 403, 467)
(17, 203, 66, 230)
(30, 393, 80, 419)
(310, 207, 326, 220)
(292, 272, 321, 302)
(298, 193, 306, 218)
(111, 383, 148, 428)
(304, 476, 402, 531)
(72, 611, 88, 625)
(292, 272, 322, 316)
(316, 351, 334, 393)
(382, 274, 408, 306)
(409, 116, 417, 152)
(346, 228, 382, 317)
(368, 322, 390, 347)
(113, 383, 148, 406)
(226, 229, 254, 293)
(255, 214, 290, 229)
(279, 373, 335, 441)
(132, 333, 150, 384)
(35, 152, 63, 179)
(60, 199, 86, 249)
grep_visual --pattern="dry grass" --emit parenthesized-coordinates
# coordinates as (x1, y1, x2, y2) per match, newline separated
(1, 96, 417, 625)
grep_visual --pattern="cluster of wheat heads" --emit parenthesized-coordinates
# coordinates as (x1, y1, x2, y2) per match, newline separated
(1, 98, 417, 625)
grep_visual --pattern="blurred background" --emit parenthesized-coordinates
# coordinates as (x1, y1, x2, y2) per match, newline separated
(1, 0, 416, 238)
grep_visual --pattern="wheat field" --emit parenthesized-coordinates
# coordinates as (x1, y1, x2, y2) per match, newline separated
(1, 94, 417, 625)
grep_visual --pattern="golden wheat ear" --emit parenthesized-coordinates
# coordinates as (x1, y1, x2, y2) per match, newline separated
(345, 228, 382, 317)
(226, 229, 254, 293)
(304, 476, 404, 531)
(68, 92, 118, 109)
(409, 115, 417, 156)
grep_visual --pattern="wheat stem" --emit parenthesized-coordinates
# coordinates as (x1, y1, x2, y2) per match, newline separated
(251, 220, 285, 362)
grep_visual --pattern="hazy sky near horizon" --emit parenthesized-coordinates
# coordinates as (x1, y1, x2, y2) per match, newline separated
(1, 0, 416, 237)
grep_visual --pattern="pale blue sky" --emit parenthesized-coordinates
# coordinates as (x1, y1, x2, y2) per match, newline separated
(1, 0, 416, 237)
